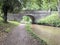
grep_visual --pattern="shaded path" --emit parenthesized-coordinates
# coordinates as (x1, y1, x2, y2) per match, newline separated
(3, 24, 40, 45)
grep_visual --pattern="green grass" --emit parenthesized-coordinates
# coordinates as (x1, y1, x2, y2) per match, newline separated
(0, 17, 20, 33)
(9, 21, 20, 25)
(37, 12, 60, 27)
(0, 16, 20, 42)
(26, 24, 47, 45)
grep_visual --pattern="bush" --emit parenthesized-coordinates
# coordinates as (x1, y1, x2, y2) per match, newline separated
(37, 12, 60, 27)
(20, 16, 32, 24)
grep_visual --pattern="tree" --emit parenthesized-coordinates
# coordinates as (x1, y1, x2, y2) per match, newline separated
(0, 0, 22, 23)
(0, 0, 58, 23)
(49, 0, 58, 11)
(37, 0, 58, 11)
(20, 0, 40, 10)
(58, 0, 60, 16)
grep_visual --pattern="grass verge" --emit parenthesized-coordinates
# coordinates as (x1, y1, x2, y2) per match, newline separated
(0, 21, 20, 33)
(26, 23, 47, 45)
(0, 17, 20, 43)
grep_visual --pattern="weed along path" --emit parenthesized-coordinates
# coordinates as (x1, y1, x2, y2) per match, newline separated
(3, 24, 42, 45)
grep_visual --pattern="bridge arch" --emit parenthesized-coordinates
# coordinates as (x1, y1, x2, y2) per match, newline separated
(26, 15, 35, 24)
(21, 15, 35, 24)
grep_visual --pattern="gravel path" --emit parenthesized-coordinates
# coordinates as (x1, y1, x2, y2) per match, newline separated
(3, 24, 40, 45)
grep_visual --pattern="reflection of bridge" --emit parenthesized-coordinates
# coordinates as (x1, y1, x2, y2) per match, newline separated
(7, 10, 53, 22)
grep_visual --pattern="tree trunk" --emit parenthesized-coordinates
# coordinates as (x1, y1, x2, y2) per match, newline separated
(3, 11, 8, 23)
(58, 0, 60, 17)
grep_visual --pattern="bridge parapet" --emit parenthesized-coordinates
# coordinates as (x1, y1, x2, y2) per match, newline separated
(7, 10, 56, 22)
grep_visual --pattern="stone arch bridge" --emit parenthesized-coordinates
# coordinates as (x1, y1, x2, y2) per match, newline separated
(8, 10, 52, 22)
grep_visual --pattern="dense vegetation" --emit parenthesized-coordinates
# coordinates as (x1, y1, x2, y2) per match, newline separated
(0, 0, 59, 23)
(21, 16, 32, 24)
(37, 12, 60, 27)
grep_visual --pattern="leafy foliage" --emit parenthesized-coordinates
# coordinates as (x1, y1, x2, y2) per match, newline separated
(21, 16, 32, 24)
(0, 0, 22, 13)
(0, 0, 58, 23)
(0, 0, 22, 22)
(37, 12, 60, 27)
(37, 0, 58, 10)
(0, 0, 58, 11)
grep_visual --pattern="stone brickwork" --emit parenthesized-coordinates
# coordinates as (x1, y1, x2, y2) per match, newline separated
(7, 10, 52, 22)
